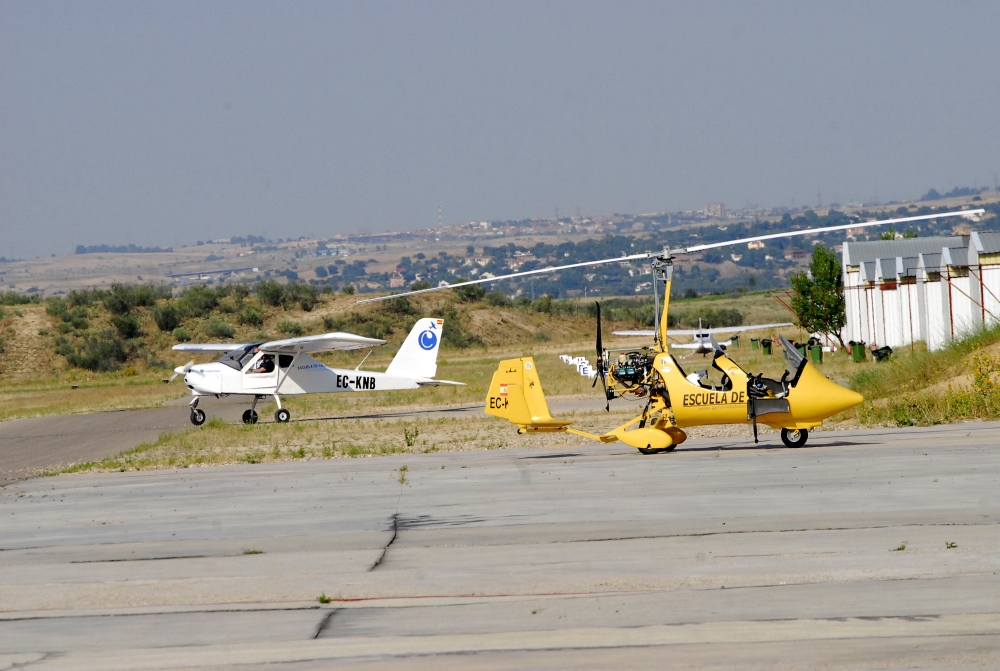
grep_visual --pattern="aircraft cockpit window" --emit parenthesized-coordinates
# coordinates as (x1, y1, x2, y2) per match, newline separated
(278, 354, 294, 369)
(219, 344, 263, 371)
(778, 334, 807, 386)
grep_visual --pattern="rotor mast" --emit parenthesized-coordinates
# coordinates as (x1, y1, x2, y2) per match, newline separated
(652, 248, 673, 354)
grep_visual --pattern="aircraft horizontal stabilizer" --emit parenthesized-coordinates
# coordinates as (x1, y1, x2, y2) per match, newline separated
(416, 379, 466, 387)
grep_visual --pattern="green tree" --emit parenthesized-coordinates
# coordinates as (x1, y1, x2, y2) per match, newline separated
(790, 246, 847, 347)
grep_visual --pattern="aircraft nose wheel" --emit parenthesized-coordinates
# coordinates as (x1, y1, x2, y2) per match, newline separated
(274, 408, 291, 423)
(780, 428, 808, 448)
(242, 409, 259, 425)
(190, 409, 206, 426)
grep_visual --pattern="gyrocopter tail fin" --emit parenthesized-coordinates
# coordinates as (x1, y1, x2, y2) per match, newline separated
(485, 357, 571, 429)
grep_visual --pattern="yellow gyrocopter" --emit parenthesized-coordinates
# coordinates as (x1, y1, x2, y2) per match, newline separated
(360, 209, 981, 452)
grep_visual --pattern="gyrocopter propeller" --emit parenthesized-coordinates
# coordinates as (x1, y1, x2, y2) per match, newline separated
(592, 303, 611, 411)
(359, 208, 983, 453)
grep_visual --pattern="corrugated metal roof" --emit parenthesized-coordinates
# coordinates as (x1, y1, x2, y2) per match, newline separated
(971, 231, 1000, 254)
(860, 261, 877, 282)
(943, 246, 969, 267)
(877, 258, 897, 280)
(918, 252, 942, 272)
(897, 256, 919, 277)
(842, 236, 965, 266)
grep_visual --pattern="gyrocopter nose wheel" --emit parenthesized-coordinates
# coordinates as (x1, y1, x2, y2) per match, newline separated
(780, 428, 808, 448)
(242, 409, 259, 425)
(189, 409, 206, 426)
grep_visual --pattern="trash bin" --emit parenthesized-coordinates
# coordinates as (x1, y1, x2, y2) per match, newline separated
(850, 341, 866, 363)
(809, 345, 823, 364)
(750, 338, 759, 350)
(731, 335, 740, 348)
(761, 338, 772, 355)
(796, 343, 807, 357)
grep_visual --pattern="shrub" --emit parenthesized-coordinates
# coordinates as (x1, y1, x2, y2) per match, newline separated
(103, 283, 165, 314)
(172, 327, 192, 342)
(324, 312, 394, 339)
(286, 283, 319, 311)
(486, 291, 512, 307)
(342, 285, 355, 295)
(238, 305, 264, 327)
(0, 291, 41, 305)
(152, 304, 183, 332)
(257, 280, 285, 307)
(315, 266, 328, 278)
(455, 280, 486, 302)
(231, 284, 250, 306)
(203, 318, 234, 339)
(66, 288, 106, 307)
(410, 280, 431, 291)
(61, 330, 130, 371)
(276, 319, 305, 337)
(110, 313, 144, 339)
(382, 296, 418, 316)
(46, 297, 69, 318)
(178, 285, 219, 317)
(441, 310, 481, 349)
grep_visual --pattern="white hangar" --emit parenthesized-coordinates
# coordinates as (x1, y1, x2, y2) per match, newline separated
(843, 232, 1000, 351)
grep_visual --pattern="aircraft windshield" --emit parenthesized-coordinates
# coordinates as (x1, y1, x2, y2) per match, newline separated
(778, 334, 806, 379)
(218, 344, 262, 371)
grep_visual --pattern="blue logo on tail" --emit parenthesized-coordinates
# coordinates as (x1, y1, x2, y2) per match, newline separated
(418, 330, 438, 350)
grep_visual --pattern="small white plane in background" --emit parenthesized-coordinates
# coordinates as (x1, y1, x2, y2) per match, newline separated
(613, 319, 794, 357)
(171, 318, 463, 425)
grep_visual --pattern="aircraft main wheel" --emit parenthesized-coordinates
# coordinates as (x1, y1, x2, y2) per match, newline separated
(190, 409, 206, 426)
(274, 408, 291, 423)
(781, 428, 808, 448)
(638, 447, 658, 455)
(242, 409, 259, 425)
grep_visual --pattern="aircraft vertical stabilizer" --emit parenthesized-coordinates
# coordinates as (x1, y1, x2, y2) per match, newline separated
(384, 318, 444, 379)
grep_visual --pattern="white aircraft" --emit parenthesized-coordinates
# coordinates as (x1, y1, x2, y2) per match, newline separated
(613, 319, 793, 357)
(171, 318, 463, 425)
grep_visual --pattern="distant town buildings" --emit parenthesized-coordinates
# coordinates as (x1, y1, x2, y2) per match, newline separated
(705, 203, 726, 219)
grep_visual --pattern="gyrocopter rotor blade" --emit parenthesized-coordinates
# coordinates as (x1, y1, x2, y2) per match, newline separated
(592, 302, 610, 411)
(168, 359, 195, 383)
(356, 209, 983, 304)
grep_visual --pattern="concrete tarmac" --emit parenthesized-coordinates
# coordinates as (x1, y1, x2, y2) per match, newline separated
(0, 395, 602, 485)
(1, 421, 999, 669)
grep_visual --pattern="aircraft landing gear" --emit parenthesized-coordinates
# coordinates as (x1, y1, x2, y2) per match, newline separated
(781, 428, 808, 448)
(188, 397, 206, 426)
(242, 395, 263, 425)
(638, 445, 676, 455)
(272, 394, 290, 423)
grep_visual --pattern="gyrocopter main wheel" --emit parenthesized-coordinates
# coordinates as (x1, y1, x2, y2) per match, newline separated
(190, 409, 206, 426)
(242, 409, 259, 425)
(780, 428, 808, 448)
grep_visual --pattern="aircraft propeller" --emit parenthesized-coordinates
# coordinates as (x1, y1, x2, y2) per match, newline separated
(167, 359, 195, 384)
(592, 302, 610, 411)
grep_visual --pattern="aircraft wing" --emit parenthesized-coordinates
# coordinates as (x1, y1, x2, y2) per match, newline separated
(705, 322, 794, 334)
(611, 330, 655, 337)
(259, 331, 386, 354)
(173, 343, 250, 352)
(669, 342, 702, 349)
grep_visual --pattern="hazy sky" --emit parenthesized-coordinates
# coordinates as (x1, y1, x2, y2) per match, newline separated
(2, 1, 999, 258)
